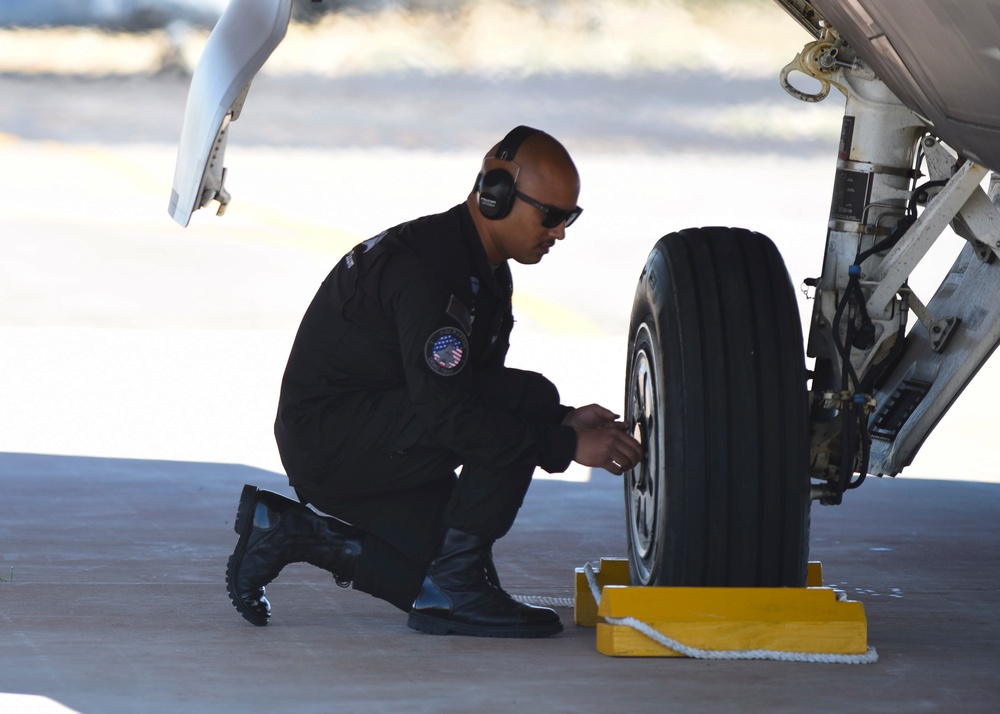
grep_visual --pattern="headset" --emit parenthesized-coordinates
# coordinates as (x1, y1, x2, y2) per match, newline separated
(476, 125, 538, 221)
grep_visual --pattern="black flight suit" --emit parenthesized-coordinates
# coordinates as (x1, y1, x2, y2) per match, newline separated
(274, 203, 578, 610)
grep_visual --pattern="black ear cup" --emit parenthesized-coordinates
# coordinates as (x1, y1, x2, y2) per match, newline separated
(476, 125, 538, 221)
(477, 167, 516, 220)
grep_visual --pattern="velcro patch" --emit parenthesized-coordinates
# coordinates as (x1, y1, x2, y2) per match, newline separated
(446, 294, 474, 334)
(425, 327, 468, 376)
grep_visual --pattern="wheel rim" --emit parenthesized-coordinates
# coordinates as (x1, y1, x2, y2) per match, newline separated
(626, 323, 661, 585)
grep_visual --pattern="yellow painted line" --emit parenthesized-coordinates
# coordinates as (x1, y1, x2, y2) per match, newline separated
(33, 139, 363, 256)
(513, 291, 606, 337)
(225, 199, 361, 257)
(5, 138, 603, 331)
(67, 143, 168, 196)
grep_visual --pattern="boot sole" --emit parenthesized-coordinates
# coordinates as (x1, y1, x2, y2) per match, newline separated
(407, 612, 563, 638)
(225, 484, 269, 626)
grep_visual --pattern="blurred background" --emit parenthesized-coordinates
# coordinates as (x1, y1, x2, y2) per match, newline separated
(0, 0, 990, 483)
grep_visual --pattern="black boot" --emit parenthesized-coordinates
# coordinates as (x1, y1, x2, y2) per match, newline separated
(407, 529, 562, 638)
(225, 484, 363, 626)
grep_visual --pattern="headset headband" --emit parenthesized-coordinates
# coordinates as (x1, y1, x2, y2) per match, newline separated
(494, 125, 537, 162)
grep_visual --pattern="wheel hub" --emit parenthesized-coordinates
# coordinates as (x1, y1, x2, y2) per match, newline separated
(626, 328, 660, 584)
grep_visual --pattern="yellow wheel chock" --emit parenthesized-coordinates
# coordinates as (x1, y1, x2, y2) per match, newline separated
(575, 559, 873, 661)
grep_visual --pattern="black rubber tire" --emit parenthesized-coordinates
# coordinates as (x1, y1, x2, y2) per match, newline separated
(624, 227, 810, 587)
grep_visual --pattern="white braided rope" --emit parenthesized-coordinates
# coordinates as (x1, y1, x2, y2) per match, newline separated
(513, 594, 576, 608)
(583, 562, 878, 664)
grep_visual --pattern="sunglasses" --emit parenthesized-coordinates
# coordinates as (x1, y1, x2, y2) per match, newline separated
(514, 190, 583, 228)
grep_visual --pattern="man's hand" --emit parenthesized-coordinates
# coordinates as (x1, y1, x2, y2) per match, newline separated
(562, 403, 620, 431)
(564, 404, 644, 475)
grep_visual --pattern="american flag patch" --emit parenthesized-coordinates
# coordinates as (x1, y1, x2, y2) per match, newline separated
(425, 327, 469, 376)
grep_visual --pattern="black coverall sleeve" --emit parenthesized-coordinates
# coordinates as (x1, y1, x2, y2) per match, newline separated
(381, 261, 576, 474)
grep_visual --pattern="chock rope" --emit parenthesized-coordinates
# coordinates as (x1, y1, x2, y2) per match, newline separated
(581, 562, 878, 664)
(513, 594, 576, 608)
(516, 563, 878, 664)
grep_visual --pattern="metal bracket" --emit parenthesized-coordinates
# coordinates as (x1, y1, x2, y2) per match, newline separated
(865, 159, 990, 316)
(923, 138, 1000, 263)
(869, 238, 1000, 475)
(901, 288, 958, 352)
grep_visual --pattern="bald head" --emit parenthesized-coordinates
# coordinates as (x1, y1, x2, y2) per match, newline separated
(470, 127, 582, 266)
(482, 128, 578, 197)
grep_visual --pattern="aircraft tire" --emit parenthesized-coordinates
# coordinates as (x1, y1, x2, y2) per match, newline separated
(624, 226, 811, 587)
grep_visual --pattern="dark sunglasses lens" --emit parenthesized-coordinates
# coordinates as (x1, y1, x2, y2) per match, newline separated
(542, 206, 581, 228)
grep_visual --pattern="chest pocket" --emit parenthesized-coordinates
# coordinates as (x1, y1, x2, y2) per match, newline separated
(469, 285, 511, 367)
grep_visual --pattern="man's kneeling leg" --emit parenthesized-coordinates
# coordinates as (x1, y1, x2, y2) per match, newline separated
(226, 484, 364, 626)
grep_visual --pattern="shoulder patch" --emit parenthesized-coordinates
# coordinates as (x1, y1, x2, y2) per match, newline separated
(345, 230, 390, 269)
(425, 327, 469, 376)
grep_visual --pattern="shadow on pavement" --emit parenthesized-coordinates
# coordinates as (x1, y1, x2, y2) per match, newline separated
(2, 451, 998, 713)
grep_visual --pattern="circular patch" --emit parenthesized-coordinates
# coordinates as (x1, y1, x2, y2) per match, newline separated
(425, 327, 468, 376)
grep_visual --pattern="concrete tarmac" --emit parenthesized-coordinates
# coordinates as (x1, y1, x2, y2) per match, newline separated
(1, 72, 999, 712)
(2, 452, 999, 713)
